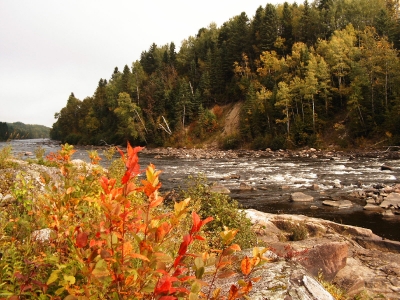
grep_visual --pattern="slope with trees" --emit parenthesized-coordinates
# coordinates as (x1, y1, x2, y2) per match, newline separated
(51, 0, 400, 149)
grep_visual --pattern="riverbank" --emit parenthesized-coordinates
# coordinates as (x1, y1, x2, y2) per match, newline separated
(0, 157, 399, 298)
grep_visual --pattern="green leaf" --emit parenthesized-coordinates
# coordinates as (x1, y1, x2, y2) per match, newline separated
(55, 287, 65, 296)
(46, 269, 60, 285)
(195, 266, 204, 279)
(63, 275, 76, 285)
(191, 281, 202, 294)
(189, 292, 199, 300)
(194, 257, 204, 269)
(92, 259, 109, 277)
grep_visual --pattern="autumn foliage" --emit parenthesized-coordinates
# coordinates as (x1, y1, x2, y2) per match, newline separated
(0, 142, 269, 299)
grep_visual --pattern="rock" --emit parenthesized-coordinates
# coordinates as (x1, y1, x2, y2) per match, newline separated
(210, 183, 230, 194)
(380, 192, 400, 208)
(0, 194, 16, 207)
(244, 209, 400, 299)
(333, 179, 342, 188)
(334, 248, 400, 299)
(349, 190, 366, 199)
(205, 253, 334, 300)
(308, 184, 320, 191)
(354, 237, 400, 253)
(32, 228, 53, 242)
(322, 200, 352, 208)
(239, 182, 252, 190)
(382, 209, 395, 216)
(364, 203, 384, 211)
(290, 192, 314, 202)
(297, 242, 348, 281)
(373, 183, 386, 189)
(381, 165, 393, 171)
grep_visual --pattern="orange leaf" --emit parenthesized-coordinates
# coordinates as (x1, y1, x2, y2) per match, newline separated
(156, 222, 171, 242)
(251, 277, 261, 282)
(240, 256, 253, 276)
(125, 275, 135, 286)
(217, 269, 236, 279)
(130, 253, 150, 262)
(229, 244, 241, 251)
(150, 196, 164, 208)
(242, 281, 253, 293)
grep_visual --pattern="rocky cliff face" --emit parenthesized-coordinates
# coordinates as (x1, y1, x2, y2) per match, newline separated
(245, 209, 400, 299)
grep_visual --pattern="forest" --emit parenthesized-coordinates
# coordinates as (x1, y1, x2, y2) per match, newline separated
(0, 121, 50, 141)
(51, 0, 400, 150)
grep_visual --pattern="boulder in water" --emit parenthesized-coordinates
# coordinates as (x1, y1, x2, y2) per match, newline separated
(381, 165, 393, 171)
(380, 193, 400, 209)
(323, 200, 352, 208)
(290, 192, 313, 202)
(210, 183, 230, 194)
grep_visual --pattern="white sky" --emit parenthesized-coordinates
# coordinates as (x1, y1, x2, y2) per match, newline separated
(0, 0, 291, 128)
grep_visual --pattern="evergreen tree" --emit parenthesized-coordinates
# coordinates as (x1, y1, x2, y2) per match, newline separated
(260, 4, 279, 52)
(281, 2, 294, 53)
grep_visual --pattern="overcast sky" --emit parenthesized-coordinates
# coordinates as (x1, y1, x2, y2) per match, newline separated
(0, 0, 291, 128)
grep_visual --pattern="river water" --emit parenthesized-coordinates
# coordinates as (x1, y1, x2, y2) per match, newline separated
(2, 138, 400, 241)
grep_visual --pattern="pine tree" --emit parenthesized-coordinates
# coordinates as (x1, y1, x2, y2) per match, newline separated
(260, 4, 279, 52)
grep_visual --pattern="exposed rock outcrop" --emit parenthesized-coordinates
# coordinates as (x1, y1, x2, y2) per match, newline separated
(245, 209, 400, 299)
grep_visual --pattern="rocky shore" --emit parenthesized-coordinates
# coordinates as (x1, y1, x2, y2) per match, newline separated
(241, 209, 400, 299)
(140, 146, 400, 160)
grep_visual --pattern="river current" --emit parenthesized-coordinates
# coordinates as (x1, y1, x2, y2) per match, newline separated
(2, 138, 400, 241)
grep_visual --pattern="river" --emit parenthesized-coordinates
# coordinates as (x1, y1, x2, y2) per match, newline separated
(2, 138, 400, 241)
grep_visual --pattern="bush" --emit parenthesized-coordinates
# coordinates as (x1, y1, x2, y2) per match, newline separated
(180, 175, 258, 249)
(274, 220, 308, 241)
(0, 143, 265, 299)
(0, 145, 12, 169)
(251, 136, 269, 150)
(269, 135, 287, 150)
(220, 134, 241, 150)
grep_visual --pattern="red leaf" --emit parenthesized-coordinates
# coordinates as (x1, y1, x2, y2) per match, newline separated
(228, 285, 239, 300)
(194, 235, 205, 241)
(190, 211, 201, 233)
(76, 232, 88, 248)
(118, 142, 144, 184)
(177, 234, 192, 255)
(200, 216, 213, 228)
(155, 274, 177, 295)
(172, 267, 187, 277)
(173, 255, 183, 268)
(126, 143, 143, 176)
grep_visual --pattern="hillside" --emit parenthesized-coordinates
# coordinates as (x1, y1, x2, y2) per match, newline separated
(0, 121, 50, 141)
(51, 0, 400, 150)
